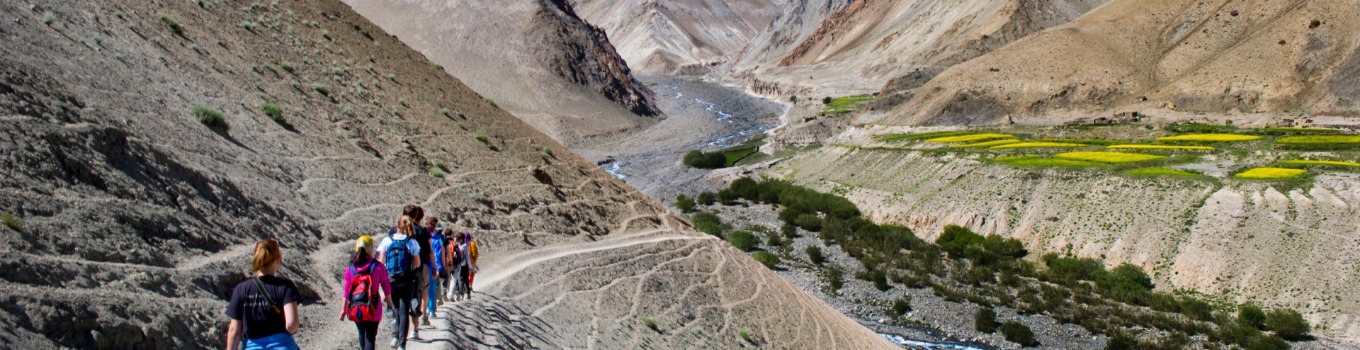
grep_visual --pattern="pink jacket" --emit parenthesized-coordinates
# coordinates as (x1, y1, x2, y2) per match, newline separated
(342, 259, 393, 320)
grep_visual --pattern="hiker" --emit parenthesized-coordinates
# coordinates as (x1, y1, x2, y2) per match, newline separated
(440, 228, 458, 302)
(423, 217, 445, 317)
(225, 239, 302, 350)
(399, 205, 431, 330)
(341, 235, 392, 350)
(378, 215, 422, 349)
(414, 215, 437, 326)
(445, 232, 470, 302)
(464, 231, 479, 299)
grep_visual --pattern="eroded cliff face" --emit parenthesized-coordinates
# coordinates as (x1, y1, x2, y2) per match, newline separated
(771, 145, 1360, 341)
(343, 0, 658, 145)
(872, 0, 1360, 126)
(571, 0, 785, 75)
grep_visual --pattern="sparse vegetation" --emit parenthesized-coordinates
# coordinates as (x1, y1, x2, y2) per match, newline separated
(1234, 167, 1307, 179)
(427, 166, 445, 178)
(892, 297, 911, 317)
(474, 131, 491, 146)
(1265, 309, 1310, 340)
(484, 98, 498, 108)
(42, 11, 55, 25)
(1, 211, 22, 232)
(675, 195, 696, 213)
(537, 146, 554, 160)
(312, 84, 330, 97)
(1004, 158, 1103, 167)
(738, 330, 753, 344)
(950, 139, 1021, 148)
(278, 60, 294, 73)
(642, 317, 659, 333)
(1127, 168, 1199, 177)
(159, 13, 183, 35)
(752, 251, 779, 269)
(192, 105, 228, 131)
(877, 131, 975, 142)
(259, 103, 285, 125)
(805, 246, 825, 265)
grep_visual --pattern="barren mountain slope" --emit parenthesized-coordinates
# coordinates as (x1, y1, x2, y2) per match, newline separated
(769, 139, 1360, 342)
(571, 0, 784, 75)
(0, 0, 893, 348)
(342, 0, 659, 146)
(729, 0, 1105, 97)
(874, 0, 1360, 126)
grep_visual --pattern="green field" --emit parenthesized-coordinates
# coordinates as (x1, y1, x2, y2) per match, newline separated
(990, 142, 1087, 150)
(1055, 151, 1166, 163)
(877, 131, 976, 142)
(1275, 135, 1360, 144)
(1157, 134, 1262, 142)
(1280, 160, 1360, 167)
(820, 96, 874, 115)
(1107, 144, 1215, 151)
(1126, 168, 1199, 177)
(950, 139, 1021, 148)
(926, 133, 1014, 143)
(1005, 158, 1104, 167)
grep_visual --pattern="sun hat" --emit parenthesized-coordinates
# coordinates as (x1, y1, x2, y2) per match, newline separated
(355, 235, 375, 255)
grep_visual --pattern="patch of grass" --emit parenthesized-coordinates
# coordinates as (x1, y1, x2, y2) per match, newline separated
(427, 166, 445, 178)
(259, 103, 285, 125)
(1, 211, 22, 232)
(752, 251, 779, 269)
(925, 133, 1014, 143)
(738, 330, 753, 344)
(819, 96, 873, 115)
(1107, 144, 1215, 151)
(537, 147, 554, 160)
(1005, 158, 1104, 167)
(950, 139, 1020, 148)
(642, 317, 659, 333)
(484, 98, 498, 108)
(727, 231, 759, 251)
(876, 131, 975, 142)
(1038, 138, 1126, 145)
(1280, 160, 1360, 167)
(278, 60, 294, 73)
(312, 84, 330, 97)
(159, 13, 183, 35)
(989, 142, 1086, 150)
(192, 105, 228, 131)
(1257, 127, 1341, 134)
(474, 131, 491, 145)
(42, 11, 55, 25)
(1127, 168, 1199, 177)
(1055, 151, 1166, 163)
(1157, 134, 1261, 142)
(1234, 167, 1307, 179)
(1275, 135, 1360, 144)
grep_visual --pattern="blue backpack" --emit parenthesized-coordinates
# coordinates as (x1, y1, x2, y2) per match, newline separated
(385, 235, 415, 279)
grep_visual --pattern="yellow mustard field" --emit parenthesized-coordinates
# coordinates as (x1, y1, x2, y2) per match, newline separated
(1055, 152, 1166, 163)
(1156, 134, 1262, 142)
(1234, 167, 1307, 179)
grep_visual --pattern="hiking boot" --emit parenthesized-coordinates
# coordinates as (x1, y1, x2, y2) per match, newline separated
(389, 337, 397, 349)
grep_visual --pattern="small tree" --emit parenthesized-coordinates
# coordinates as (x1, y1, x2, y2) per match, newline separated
(999, 321, 1037, 347)
(892, 297, 911, 316)
(974, 308, 998, 333)
(696, 192, 717, 206)
(827, 266, 844, 293)
(805, 246, 825, 265)
(675, 195, 696, 213)
(727, 231, 759, 251)
(1265, 309, 1310, 340)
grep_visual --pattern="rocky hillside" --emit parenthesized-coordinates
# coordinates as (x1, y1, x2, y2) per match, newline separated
(0, 0, 893, 348)
(571, 0, 784, 75)
(872, 0, 1360, 126)
(341, 0, 659, 146)
(721, 0, 1105, 98)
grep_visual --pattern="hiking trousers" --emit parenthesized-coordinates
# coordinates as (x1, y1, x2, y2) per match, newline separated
(390, 281, 420, 347)
(354, 321, 379, 350)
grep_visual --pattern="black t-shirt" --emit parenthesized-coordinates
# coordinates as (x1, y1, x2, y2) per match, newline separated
(412, 226, 433, 264)
(226, 275, 301, 339)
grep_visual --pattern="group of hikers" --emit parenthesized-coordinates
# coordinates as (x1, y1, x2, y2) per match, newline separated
(224, 204, 481, 350)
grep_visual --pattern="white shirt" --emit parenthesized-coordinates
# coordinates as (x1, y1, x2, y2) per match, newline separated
(377, 233, 421, 259)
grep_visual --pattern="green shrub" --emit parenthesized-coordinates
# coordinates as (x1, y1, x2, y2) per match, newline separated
(537, 147, 553, 160)
(1, 211, 22, 232)
(739, 330, 753, 344)
(312, 84, 330, 97)
(806, 246, 825, 265)
(484, 98, 498, 108)
(682, 150, 727, 169)
(675, 195, 696, 213)
(1106, 332, 1138, 350)
(827, 266, 844, 293)
(793, 214, 822, 232)
(892, 297, 911, 316)
(1246, 335, 1290, 350)
(690, 212, 726, 237)
(259, 103, 285, 125)
(192, 105, 228, 131)
(696, 192, 717, 206)
(822, 96, 832, 104)
(1265, 309, 1310, 340)
(1238, 303, 1266, 329)
(42, 11, 55, 25)
(752, 251, 779, 269)
(727, 231, 759, 251)
(278, 61, 294, 73)
(428, 166, 444, 178)
(999, 321, 1037, 347)
(1044, 254, 1105, 282)
(159, 13, 183, 35)
(975, 308, 998, 333)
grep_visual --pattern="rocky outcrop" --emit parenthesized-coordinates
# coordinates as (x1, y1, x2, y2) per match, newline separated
(571, 0, 784, 75)
(531, 0, 659, 116)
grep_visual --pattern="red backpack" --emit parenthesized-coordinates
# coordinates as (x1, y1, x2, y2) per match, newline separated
(344, 264, 381, 322)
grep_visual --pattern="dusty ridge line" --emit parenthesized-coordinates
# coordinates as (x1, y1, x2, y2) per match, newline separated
(477, 231, 712, 289)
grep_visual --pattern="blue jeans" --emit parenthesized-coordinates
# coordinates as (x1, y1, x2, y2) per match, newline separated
(243, 332, 299, 350)
(426, 269, 440, 315)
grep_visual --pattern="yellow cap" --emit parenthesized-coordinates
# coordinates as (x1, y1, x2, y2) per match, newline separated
(355, 235, 375, 255)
